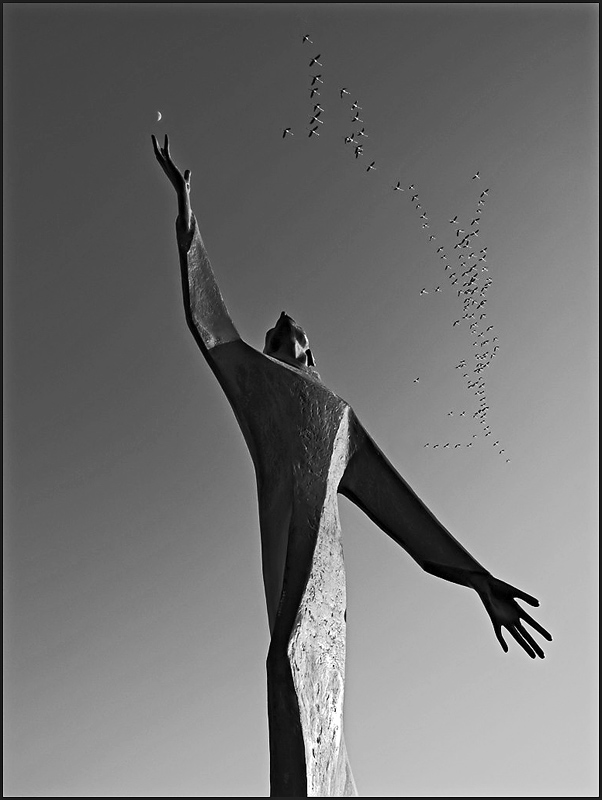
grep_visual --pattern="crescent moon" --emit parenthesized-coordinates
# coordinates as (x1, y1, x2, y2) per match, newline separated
(157, 111, 162, 122)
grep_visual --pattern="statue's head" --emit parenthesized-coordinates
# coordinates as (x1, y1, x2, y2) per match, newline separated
(263, 312, 317, 372)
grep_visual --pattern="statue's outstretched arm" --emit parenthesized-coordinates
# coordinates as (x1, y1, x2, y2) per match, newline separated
(152, 134, 240, 353)
(339, 417, 552, 658)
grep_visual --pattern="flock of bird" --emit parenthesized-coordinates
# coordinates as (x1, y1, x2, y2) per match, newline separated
(404, 176, 509, 462)
(282, 33, 509, 463)
(283, 34, 377, 172)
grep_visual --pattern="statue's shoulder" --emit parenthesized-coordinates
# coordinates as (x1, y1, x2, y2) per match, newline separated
(209, 339, 350, 406)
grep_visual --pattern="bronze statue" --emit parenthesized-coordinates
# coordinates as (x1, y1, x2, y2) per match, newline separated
(152, 135, 552, 797)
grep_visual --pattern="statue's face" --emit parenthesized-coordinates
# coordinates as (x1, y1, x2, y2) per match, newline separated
(263, 312, 316, 369)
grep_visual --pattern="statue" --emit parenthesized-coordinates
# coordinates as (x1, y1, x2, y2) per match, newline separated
(152, 135, 552, 797)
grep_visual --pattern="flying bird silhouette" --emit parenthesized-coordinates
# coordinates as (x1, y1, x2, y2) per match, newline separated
(393, 181, 404, 191)
(473, 171, 480, 179)
(366, 161, 376, 172)
(340, 87, 350, 97)
(311, 74, 323, 85)
(310, 88, 320, 98)
(308, 126, 320, 137)
(282, 128, 293, 138)
(309, 55, 322, 66)
(302, 35, 313, 43)
(450, 216, 458, 224)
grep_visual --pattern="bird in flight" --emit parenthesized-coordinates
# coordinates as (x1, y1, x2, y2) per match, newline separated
(393, 181, 404, 191)
(473, 171, 481, 179)
(357, 128, 368, 137)
(313, 103, 324, 113)
(411, 194, 419, 201)
(311, 74, 323, 85)
(453, 320, 460, 326)
(352, 113, 364, 123)
(450, 215, 458, 224)
(429, 235, 436, 241)
(354, 146, 363, 158)
(282, 128, 294, 138)
(340, 87, 350, 97)
(302, 34, 313, 43)
(308, 126, 320, 137)
(366, 161, 376, 172)
(351, 101, 362, 110)
(408, 184, 415, 190)
(413, 377, 420, 383)
(435, 286, 441, 292)
(481, 189, 490, 197)
(310, 88, 320, 98)
(420, 288, 428, 295)
(309, 115, 323, 125)
(309, 55, 322, 66)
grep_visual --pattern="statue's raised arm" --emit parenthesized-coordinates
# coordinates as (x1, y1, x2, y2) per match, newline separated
(152, 134, 241, 354)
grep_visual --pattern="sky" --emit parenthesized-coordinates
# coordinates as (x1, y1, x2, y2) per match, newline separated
(3, 3, 598, 797)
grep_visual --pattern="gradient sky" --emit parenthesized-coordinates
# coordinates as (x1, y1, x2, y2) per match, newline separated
(3, 4, 598, 797)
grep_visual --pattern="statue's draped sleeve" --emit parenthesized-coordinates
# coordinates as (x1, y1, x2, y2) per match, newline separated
(339, 412, 491, 586)
(176, 213, 241, 355)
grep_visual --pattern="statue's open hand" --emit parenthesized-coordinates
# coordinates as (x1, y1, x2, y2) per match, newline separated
(151, 134, 191, 198)
(470, 574, 552, 658)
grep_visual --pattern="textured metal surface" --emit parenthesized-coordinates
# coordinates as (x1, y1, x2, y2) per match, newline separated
(211, 341, 357, 796)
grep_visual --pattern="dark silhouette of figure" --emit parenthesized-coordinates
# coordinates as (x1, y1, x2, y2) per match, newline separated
(152, 135, 551, 798)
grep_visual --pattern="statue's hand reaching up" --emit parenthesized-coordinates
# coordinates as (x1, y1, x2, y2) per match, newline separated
(470, 573, 552, 658)
(152, 134, 192, 232)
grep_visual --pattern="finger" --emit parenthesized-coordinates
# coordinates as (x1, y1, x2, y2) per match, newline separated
(492, 623, 508, 653)
(151, 134, 161, 158)
(507, 625, 536, 659)
(520, 610, 553, 641)
(509, 585, 540, 606)
(516, 622, 545, 659)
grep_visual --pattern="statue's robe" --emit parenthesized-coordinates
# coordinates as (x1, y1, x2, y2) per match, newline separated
(176, 216, 490, 797)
